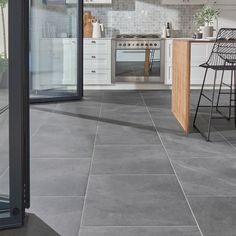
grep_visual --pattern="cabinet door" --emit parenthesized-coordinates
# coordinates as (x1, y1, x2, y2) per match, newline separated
(164, 62, 173, 85)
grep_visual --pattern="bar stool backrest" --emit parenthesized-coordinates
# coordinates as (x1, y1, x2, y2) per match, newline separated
(207, 28, 236, 68)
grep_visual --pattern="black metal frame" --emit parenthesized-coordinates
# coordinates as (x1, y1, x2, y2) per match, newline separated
(29, 1, 83, 103)
(0, 0, 29, 229)
(193, 28, 236, 141)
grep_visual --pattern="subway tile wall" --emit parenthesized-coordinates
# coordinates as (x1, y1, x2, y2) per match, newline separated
(85, 0, 202, 37)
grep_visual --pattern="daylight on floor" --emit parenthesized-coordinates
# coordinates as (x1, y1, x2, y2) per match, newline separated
(0, 0, 236, 236)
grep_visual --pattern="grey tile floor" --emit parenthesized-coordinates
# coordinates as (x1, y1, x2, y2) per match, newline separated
(1, 90, 236, 236)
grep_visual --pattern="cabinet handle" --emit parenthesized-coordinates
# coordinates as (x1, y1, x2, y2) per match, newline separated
(91, 70, 96, 73)
(91, 41, 96, 44)
(91, 56, 96, 58)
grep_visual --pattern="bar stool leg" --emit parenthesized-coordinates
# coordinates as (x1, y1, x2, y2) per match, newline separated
(207, 70, 218, 141)
(228, 69, 234, 120)
(216, 69, 225, 114)
(234, 70, 236, 127)
(193, 68, 208, 127)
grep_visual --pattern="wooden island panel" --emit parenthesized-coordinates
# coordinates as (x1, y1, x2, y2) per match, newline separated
(172, 40, 191, 134)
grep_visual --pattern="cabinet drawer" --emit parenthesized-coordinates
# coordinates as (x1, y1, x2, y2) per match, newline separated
(84, 39, 111, 54)
(84, 54, 111, 69)
(84, 69, 111, 85)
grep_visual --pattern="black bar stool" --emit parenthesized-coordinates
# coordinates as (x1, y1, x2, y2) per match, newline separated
(193, 28, 236, 141)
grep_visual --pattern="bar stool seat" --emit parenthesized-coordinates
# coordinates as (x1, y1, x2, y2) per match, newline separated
(200, 63, 236, 70)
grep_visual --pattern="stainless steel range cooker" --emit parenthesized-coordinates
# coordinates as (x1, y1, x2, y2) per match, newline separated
(115, 34, 163, 82)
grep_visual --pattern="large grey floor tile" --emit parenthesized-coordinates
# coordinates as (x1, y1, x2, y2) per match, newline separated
(31, 158, 90, 196)
(79, 226, 201, 236)
(0, 158, 8, 176)
(101, 104, 153, 126)
(31, 115, 96, 158)
(161, 133, 236, 159)
(96, 123, 160, 145)
(1, 214, 60, 236)
(82, 175, 195, 226)
(172, 157, 236, 196)
(189, 197, 236, 236)
(91, 145, 173, 174)
(0, 111, 9, 160)
(103, 91, 144, 106)
(28, 196, 84, 236)
(30, 109, 52, 137)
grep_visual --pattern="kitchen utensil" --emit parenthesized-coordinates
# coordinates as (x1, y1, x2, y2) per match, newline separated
(83, 11, 93, 38)
(92, 19, 104, 38)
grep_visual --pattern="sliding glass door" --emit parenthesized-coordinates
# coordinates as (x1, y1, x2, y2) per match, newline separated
(29, 0, 83, 102)
(0, 0, 29, 229)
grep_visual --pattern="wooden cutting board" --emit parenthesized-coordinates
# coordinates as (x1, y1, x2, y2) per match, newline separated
(83, 11, 93, 38)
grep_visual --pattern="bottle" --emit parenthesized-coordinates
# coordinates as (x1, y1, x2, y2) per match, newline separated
(166, 22, 171, 38)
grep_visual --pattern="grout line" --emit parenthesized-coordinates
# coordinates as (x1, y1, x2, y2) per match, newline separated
(78, 92, 104, 236)
(89, 173, 175, 176)
(79, 225, 200, 228)
(216, 130, 236, 151)
(187, 195, 236, 198)
(139, 91, 205, 236)
(0, 167, 9, 179)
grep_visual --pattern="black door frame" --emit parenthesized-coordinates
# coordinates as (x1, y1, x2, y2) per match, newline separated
(0, 0, 30, 229)
(30, 0, 83, 104)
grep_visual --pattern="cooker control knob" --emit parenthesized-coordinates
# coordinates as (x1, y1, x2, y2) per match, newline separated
(136, 43, 139, 46)
(119, 43, 122, 46)
(141, 43, 144, 46)
(150, 43, 153, 46)
(145, 43, 148, 46)
(154, 43, 157, 46)
(128, 44, 131, 46)
(123, 43, 126, 46)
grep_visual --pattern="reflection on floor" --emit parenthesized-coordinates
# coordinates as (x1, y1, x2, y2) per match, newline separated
(1, 90, 236, 236)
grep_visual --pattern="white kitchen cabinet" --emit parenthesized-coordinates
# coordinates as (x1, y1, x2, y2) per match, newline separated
(84, 0, 112, 4)
(161, 0, 207, 5)
(84, 39, 112, 85)
(164, 40, 230, 85)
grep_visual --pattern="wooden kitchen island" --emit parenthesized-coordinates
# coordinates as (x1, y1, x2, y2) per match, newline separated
(172, 39, 215, 134)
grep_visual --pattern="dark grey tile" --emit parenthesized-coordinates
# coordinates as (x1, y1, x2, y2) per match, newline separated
(0, 158, 8, 176)
(189, 197, 236, 236)
(91, 145, 173, 174)
(161, 132, 236, 159)
(103, 91, 144, 106)
(28, 196, 84, 236)
(82, 175, 195, 226)
(31, 115, 96, 158)
(1, 213, 60, 236)
(79, 226, 201, 236)
(31, 159, 90, 196)
(30, 109, 52, 137)
(96, 123, 160, 145)
(101, 104, 153, 126)
(172, 157, 236, 196)
(0, 111, 9, 160)
(0, 169, 9, 196)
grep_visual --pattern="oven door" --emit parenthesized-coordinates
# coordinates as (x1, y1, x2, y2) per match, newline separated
(115, 49, 161, 82)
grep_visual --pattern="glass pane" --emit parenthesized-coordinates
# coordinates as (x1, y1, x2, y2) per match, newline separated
(0, 0, 9, 218)
(29, 0, 78, 99)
